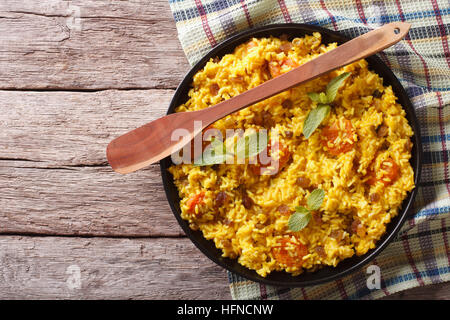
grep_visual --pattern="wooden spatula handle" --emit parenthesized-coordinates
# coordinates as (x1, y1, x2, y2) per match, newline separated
(107, 22, 410, 174)
(200, 22, 410, 121)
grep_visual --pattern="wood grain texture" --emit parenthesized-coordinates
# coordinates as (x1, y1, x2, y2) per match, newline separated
(382, 282, 450, 300)
(0, 162, 184, 237)
(0, 0, 190, 90)
(0, 0, 447, 300)
(0, 89, 185, 236)
(106, 22, 411, 174)
(0, 89, 172, 165)
(0, 235, 446, 300)
(0, 236, 231, 299)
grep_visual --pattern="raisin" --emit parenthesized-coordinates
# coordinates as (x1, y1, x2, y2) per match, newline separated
(210, 83, 220, 96)
(296, 177, 311, 189)
(376, 124, 389, 137)
(215, 191, 228, 208)
(282, 99, 293, 109)
(242, 194, 254, 209)
(369, 192, 380, 203)
(372, 89, 383, 98)
(277, 204, 292, 215)
(314, 246, 326, 258)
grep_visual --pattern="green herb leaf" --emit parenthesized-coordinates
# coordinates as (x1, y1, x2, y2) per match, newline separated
(326, 72, 350, 102)
(235, 130, 268, 160)
(307, 92, 321, 103)
(319, 92, 329, 104)
(194, 138, 228, 166)
(294, 206, 310, 214)
(307, 188, 325, 211)
(302, 104, 331, 139)
(196, 130, 268, 166)
(288, 207, 312, 232)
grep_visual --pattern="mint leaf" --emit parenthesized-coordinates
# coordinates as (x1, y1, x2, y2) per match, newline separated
(319, 92, 329, 104)
(195, 153, 227, 166)
(307, 92, 321, 103)
(302, 104, 331, 139)
(294, 206, 310, 214)
(287, 190, 325, 231)
(307, 188, 325, 211)
(235, 130, 267, 160)
(326, 72, 350, 102)
(194, 138, 227, 166)
(196, 130, 268, 166)
(288, 207, 312, 232)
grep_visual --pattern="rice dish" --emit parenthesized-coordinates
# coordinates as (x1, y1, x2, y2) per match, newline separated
(168, 33, 415, 277)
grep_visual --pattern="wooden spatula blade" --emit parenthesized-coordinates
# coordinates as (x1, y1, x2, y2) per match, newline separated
(107, 112, 201, 174)
(106, 22, 411, 174)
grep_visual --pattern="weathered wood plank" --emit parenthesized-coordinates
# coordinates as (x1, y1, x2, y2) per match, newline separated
(0, 236, 231, 299)
(0, 0, 190, 90)
(382, 282, 450, 300)
(0, 162, 184, 236)
(0, 1, 447, 300)
(0, 89, 185, 236)
(0, 235, 446, 300)
(0, 89, 172, 165)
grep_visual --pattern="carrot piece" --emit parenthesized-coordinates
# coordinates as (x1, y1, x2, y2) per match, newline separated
(321, 119, 355, 155)
(186, 192, 206, 214)
(249, 140, 290, 175)
(272, 238, 308, 267)
(268, 61, 282, 78)
(366, 158, 400, 186)
(282, 58, 298, 68)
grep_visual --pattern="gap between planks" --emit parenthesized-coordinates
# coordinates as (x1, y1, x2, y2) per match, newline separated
(0, 89, 184, 237)
(0, 235, 231, 299)
(0, 0, 191, 90)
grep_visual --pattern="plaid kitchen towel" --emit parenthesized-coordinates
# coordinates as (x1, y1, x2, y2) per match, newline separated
(168, 0, 450, 299)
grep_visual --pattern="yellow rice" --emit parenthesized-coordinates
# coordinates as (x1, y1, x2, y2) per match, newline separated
(168, 33, 415, 277)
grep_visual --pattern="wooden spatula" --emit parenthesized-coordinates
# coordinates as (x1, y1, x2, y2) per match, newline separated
(107, 22, 410, 174)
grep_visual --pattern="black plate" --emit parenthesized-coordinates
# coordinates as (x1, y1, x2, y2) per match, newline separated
(160, 24, 423, 287)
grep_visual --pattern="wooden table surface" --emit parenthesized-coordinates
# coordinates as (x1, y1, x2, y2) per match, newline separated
(0, 0, 448, 300)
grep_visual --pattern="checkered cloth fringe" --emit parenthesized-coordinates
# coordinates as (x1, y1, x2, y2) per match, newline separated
(168, 0, 450, 299)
